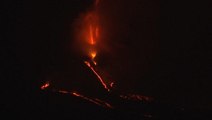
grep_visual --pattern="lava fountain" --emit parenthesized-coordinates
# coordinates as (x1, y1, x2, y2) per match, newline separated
(74, 0, 112, 91)
(40, 0, 114, 108)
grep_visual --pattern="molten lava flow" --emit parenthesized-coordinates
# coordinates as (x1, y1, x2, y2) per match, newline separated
(58, 90, 113, 109)
(40, 81, 49, 90)
(72, 0, 113, 91)
(40, 0, 113, 109)
(40, 84, 113, 109)
(80, 0, 100, 62)
(72, 92, 113, 108)
(84, 61, 110, 91)
(90, 50, 97, 60)
(110, 82, 114, 88)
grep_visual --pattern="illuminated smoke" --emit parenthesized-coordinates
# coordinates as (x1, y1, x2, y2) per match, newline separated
(76, 0, 112, 91)
(72, 92, 113, 109)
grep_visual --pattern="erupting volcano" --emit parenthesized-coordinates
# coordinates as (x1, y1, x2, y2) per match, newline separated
(80, 0, 112, 91)
(40, 0, 152, 110)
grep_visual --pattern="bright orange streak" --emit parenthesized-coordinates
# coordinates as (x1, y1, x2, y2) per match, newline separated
(72, 92, 80, 97)
(84, 61, 110, 91)
(40, 82, 49, 90)
(72, 92, 112, 108)
(90, 51, 97, 59)
(89, 25, 95, 45)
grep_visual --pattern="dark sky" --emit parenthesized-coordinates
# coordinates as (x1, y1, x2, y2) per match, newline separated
(96, 0, 212, 109)
(2, 0, 212, 110)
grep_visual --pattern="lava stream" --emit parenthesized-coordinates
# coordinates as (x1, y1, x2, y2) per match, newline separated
(56, 90, 113, 109)
(72, 92, 113, 109)
(84, 61, 110, 92)
(40, 81, 49, 90)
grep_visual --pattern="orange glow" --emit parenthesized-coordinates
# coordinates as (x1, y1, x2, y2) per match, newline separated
(95, 27, 99, 39)
(39, 0, 155, 110)
(84, 61, 91, 67)
(72, 92, 101, 107)
(84, 61, 110, 91)
(81, 11, 99, 46)
(40, 82, 49, 90)
(93, 60, 97, 66)
(72, 92, 80, 97)
(72, 92, 113, 109)
(87, 22, 99, 46)
(89, 25, 95, 45)
(90, 51, 97, 59)
(80, 1, 99, 57)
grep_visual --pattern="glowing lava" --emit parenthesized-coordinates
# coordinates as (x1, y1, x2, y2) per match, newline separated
(80, 0, 100, 63)
(89, 25, 95, 45)
(80, 0, 113, 92)
(72, 92, 113, 109)
(84, 61, 110, 92)
(90, 50, 97, 60)
(40, 81, 49, 90)
(57, 90, 113, 109)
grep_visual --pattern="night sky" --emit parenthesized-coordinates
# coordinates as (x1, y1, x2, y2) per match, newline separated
(2, 0, 212, 115)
